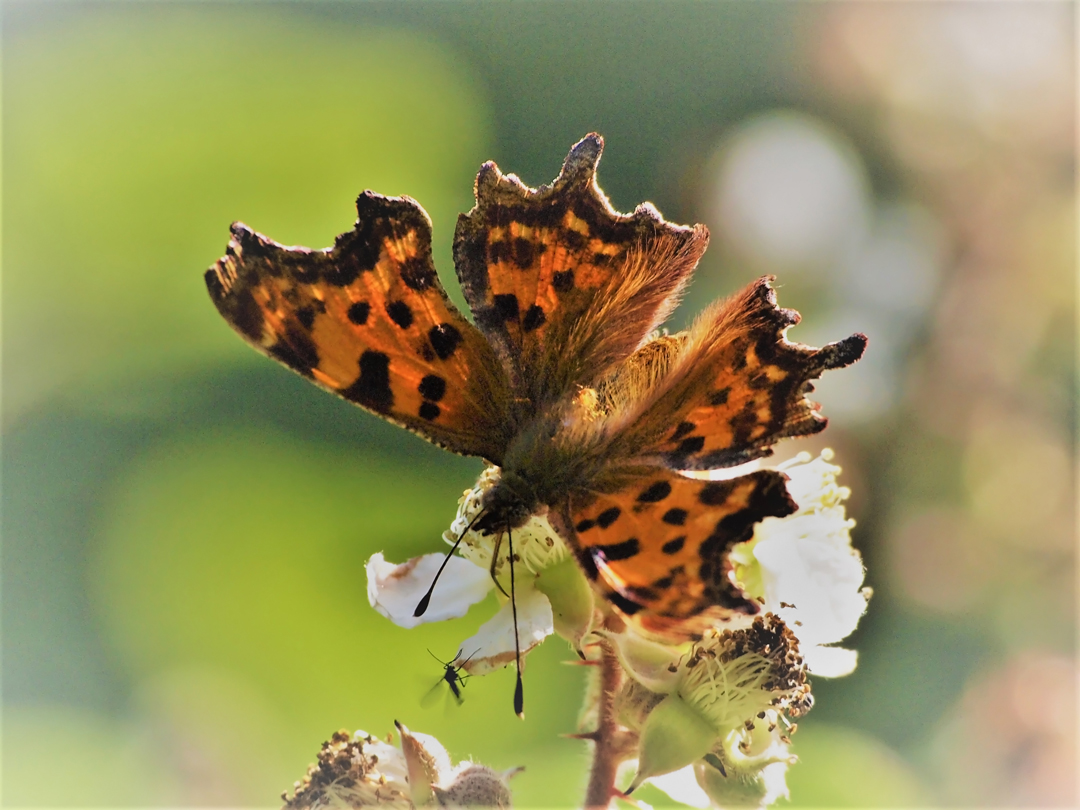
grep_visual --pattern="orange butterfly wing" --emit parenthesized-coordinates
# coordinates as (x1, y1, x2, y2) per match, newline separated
(562, 468, 796, 631)
(205, 193, 512, 461)
(454, 134, 707, 401)
(633, 278, 867, 470)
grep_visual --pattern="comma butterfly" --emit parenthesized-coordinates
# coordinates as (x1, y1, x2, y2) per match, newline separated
(205, 133, 865, 658)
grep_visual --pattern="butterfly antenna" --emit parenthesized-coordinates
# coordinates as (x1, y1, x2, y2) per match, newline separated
(507, 522, 524, 719)
(414, 511, 486, 618)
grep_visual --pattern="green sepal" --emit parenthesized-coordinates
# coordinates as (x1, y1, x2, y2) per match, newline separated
(628, 693, 717, 793)
(534, 555, 594, 649)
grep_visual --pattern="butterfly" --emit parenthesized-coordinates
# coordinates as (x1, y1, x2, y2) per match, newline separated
(205, 133, 866, 710)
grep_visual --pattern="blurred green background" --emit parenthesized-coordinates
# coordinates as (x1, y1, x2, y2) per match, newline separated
(3, 2, 1075, 807)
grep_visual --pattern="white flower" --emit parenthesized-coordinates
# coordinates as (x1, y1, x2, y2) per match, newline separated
(730, 450, 869, 677)
(365, 467, 594, 676)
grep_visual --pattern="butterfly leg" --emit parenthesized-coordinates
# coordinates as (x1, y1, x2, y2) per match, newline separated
(487, 531, 511, 599)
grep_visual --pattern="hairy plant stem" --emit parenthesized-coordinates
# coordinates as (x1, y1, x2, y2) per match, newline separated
(583, 639, 623, 809)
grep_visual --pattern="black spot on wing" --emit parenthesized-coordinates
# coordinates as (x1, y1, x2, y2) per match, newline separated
(418, 401, 440, 421)
(522, 305, 546, 332)
(671, 421, 696, 441)
(296, 306, 315, 330)
(400, 257, 436, 291)
(662, 508, 688, 526)
(429, 323, 463, 360)
(606, 590, 644, 616)
(575, 518, 596, 533)
(676, 435, 705, 454)
(698, 481, 733, 506)
(707, 387, 730, 406)
(637, 480, 672, 503)
(341, 350, 394, 412)
(593, 537, 640, 562)
(347, 301, 370, 325)
(488, 240, 511, 264)
(418, 374, 447, 402)
(493, 294, 519, 321)
(386, 300, 414, 330)
(562, 229, 586, 251)
(596, 507, 621, 529)
(552, 270, 574, 292)
(661, 536, 686, 555)
(511, 237, 535, 269)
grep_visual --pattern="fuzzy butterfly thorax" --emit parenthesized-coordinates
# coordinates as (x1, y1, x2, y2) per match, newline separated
(205, 133, 867, 636)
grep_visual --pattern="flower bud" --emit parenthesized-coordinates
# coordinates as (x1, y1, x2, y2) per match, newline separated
(433, 764, 520, 808)
(533, 555, 594, 648)
(697, 757, 773, 809)
(629, 693, 717, 792)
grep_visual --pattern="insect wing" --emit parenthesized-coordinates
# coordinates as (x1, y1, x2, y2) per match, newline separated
(205, 192, 513, 461)
(564, 468, 796, 630)
(454, 134, 707, 403)
(625, 278, 867, 471)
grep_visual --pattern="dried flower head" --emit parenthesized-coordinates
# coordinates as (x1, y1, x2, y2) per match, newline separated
(283, 726, 519, 809)
(282, 730, 410, 809)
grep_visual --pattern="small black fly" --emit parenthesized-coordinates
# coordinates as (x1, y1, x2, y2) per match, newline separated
(423, 649, 477, 707)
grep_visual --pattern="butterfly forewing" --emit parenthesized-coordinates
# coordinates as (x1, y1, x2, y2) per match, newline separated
(454, 134, 707, 404)
(564, 469, 796, 625)
(206, 192, 513, 461)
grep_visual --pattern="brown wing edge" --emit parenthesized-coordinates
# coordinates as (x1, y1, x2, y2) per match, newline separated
(204, 193, 512, 461)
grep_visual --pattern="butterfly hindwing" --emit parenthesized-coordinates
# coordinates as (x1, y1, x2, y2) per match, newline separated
(205, 192, 513, 461)
(621, 278, 867, 471)
(454, 134, 707, 404)
(563, 468, 796, 628)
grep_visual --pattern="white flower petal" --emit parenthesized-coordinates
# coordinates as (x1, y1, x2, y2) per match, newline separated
(746, 451, 869, 662)
(366, 552, 492, 629)
(648, 765, 711, 809)
(759, 760, 792, 806)
(803, 644, 859, 677)
(457, 584, 553, 675)
(754, 533, 868, 647)
(357, 732, 410, 793)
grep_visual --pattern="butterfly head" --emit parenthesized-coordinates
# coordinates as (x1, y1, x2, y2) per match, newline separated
(473, 469, 539, 535)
